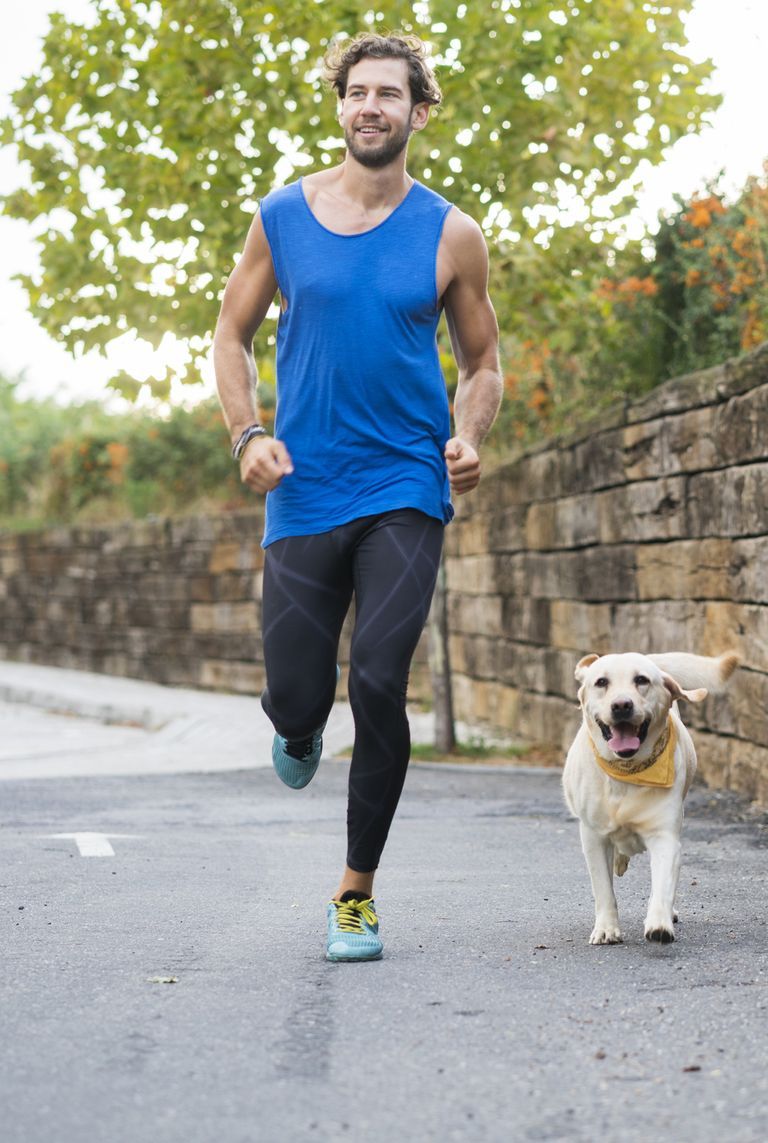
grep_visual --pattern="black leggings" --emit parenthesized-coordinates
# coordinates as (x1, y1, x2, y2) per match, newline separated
(261, 509, 444, 872)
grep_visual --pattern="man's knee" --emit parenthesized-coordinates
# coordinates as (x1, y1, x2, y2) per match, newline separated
(348, 652, 408, 710)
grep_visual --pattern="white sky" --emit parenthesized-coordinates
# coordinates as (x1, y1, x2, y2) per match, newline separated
(0, 0, 766, 406)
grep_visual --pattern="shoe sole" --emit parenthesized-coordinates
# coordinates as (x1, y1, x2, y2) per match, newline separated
(326, 949, 383, 962)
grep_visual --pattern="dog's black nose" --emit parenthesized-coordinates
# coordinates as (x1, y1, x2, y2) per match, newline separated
(611, 698, 634, 718)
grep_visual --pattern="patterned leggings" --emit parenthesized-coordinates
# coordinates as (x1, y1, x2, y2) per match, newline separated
(261, 509, 444, 872)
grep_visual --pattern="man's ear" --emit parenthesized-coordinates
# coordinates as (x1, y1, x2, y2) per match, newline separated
(410, 102, 430, 132)
(662, 673, 708, 704)
(575, 654, 599, 685)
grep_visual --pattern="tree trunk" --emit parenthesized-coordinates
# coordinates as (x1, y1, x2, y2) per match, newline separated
(428, 553, 456, 754)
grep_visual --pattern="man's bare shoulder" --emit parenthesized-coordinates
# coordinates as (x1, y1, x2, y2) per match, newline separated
(440, 205, 489, 282)
(442, 205, 486, 244)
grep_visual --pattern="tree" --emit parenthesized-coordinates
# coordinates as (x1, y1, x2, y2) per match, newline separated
(2, 0, 717, 398)
(651, 165, 768, 377)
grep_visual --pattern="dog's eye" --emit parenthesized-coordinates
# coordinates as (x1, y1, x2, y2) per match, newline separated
(634, 675, 650, 687)
(595, 677, 609, 688)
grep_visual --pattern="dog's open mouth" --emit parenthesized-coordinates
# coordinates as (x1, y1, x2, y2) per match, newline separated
(596, 717, 651, 758)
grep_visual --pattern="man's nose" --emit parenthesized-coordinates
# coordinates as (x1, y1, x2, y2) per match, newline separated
(361, 91, 381, 113)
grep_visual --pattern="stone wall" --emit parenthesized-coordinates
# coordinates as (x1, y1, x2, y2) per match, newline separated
(0, 511, 431, 701)
(444, 340, 768, 802)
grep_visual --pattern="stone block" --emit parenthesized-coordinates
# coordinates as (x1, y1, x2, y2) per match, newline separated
(597, 477, 688, 544)
(515, 689, 578, 749)
(490, 553, 526, 597)
(456, 634, 499, 681)
(693, 731, 733, 792)
(189, 575, 216, 602)
(447, 594, 503, 637)
(190, 601, 259, 634)
(451, 676, 519, 734)
(192, 632, 262, 660)
(623, 407, 718, 481)
(562, 427, 626, 495)
(451, 513, 491, 557)
(169, 516, 218, 547)
(626, 359, 728, 422)
(714, 383, 768, 469)
(526, 494, 600, 551)
(687, 463, 768, 539)
(200, 659, 264, 694)
(141, 574, 192, 602)
(729, 538, 768, 603)
(503, 597, 551, 645)
(124, 601, 190, 630)
(636, 539, 734, 601)
(714, 667, 768, 747)
(550, 600, 614, 654)
(445, 553, 498, 596)
(208, 540, 263, 574)
(598, 600, 745, 662)
(212, 572, 259, 604)
(523, 547, 637, 603)
(487, 505, 528, 553)
(505, 457, 549, 507)
(728, 739, 768, 803)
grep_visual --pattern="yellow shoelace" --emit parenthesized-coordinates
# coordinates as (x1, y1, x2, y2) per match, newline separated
(333, 898, 377, 933)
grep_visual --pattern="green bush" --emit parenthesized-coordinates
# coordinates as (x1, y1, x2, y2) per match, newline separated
(0, 384, 247, 528)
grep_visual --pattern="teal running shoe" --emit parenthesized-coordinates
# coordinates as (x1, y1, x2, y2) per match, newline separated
(271, 666, 341, 790)
(326, 891, 383, 962)
(271, 725, 325, 789)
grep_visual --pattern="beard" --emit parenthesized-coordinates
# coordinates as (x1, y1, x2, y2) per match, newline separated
(344, 121, 412, 169)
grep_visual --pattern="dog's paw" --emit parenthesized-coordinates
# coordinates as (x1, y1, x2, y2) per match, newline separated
(589, 924, 623, 945)
(645, 924, 675, 944)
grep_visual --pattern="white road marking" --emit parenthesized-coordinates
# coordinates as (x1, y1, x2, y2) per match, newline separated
(46, 832, 140, 856)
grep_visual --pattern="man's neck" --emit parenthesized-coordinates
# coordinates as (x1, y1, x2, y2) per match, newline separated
(335, 154, 413, 211)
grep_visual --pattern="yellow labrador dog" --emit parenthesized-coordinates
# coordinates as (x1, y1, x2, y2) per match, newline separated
(562, 650, 739, 945)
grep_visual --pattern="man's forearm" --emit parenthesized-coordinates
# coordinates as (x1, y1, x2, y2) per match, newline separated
(453, 366, 503, 449)
(214, 332, 262, 446)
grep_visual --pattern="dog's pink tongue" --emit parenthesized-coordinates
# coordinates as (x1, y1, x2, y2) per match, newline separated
(608, 726, 641, 754)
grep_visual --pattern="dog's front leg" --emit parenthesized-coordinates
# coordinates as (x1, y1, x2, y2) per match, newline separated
(644, 831, 681, 943)
(579, 822, 622, 944)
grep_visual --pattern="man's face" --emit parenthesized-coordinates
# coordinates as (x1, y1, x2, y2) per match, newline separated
(340, 57, 428, 169)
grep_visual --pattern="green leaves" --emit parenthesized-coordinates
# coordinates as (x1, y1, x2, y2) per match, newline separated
(3, 0, 719, 399)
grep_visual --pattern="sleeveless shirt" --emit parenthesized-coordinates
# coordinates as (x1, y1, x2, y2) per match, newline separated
(259, 178, 454, 546)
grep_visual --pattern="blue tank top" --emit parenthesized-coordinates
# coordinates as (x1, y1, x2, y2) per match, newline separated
(259, 178, 454, 546)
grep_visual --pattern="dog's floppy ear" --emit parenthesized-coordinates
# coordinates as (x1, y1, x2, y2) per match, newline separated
(575, 654, 600, 684)
(662, 673, 707, 704)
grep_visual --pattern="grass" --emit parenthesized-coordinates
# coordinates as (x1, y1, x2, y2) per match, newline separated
(409, 739, 532, 762)
(336, 737, 561, 767)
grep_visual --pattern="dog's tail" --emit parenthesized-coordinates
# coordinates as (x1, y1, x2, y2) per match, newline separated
(648, 651, 740, 694)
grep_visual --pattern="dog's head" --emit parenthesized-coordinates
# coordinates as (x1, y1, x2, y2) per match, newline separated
(575, 652, 707, 760)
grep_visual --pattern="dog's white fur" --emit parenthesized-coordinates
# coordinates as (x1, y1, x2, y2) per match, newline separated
(562, 650, 739, 945)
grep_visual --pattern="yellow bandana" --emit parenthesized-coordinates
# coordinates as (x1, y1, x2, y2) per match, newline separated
(590, 719, 678, 788)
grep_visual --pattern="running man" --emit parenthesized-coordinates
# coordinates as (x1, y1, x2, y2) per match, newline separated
(214, 31, 502, 961)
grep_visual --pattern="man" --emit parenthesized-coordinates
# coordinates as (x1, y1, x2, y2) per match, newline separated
(214, 31, 501, 962)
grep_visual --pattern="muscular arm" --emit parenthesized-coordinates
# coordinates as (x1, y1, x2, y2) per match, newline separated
(213, 211, 293, 492)
(439, 209, 502, 494)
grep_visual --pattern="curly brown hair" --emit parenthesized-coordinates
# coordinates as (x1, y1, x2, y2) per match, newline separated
(323, 32, 442, 108)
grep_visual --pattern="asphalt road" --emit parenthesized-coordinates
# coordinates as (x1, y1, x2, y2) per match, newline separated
(1, 684, 767, 1143)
